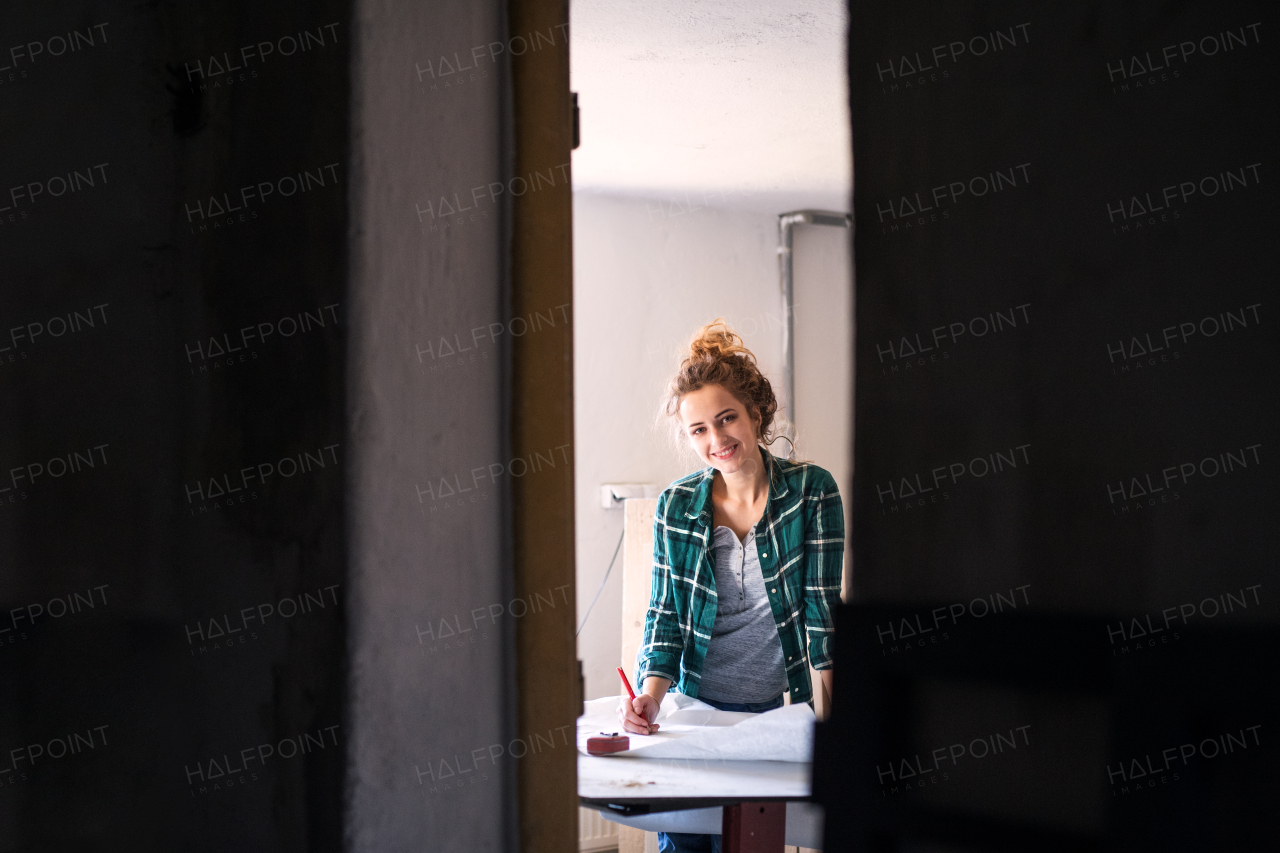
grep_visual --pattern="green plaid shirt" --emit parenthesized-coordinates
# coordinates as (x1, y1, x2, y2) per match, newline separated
(638, 446, 845, 706)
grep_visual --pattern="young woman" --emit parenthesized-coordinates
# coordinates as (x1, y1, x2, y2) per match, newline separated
(618, 319, 844, 853)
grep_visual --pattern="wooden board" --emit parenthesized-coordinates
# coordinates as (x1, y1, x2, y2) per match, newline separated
(621, 498, 657, 684)
(510, 0, 577, 849)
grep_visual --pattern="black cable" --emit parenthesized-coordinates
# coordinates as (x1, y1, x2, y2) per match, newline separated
(576, 526, 626, 638)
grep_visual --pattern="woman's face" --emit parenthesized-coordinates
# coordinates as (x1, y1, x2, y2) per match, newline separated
(677, 384, 761, 476)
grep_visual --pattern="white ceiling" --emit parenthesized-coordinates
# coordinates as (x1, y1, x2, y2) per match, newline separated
(569, 0, 852, 214)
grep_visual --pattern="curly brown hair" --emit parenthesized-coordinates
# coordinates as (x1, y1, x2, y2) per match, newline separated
(661, 319, 782, 448)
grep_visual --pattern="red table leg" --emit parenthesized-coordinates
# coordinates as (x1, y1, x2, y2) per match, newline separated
(721, 802, 787, 853)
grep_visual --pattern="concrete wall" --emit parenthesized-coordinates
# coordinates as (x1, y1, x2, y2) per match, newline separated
(1, 0, 521, 849)
(572, 192, 853, 700)
(345, 0, 515, 850)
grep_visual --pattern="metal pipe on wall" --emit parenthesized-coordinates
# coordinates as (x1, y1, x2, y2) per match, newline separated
(777, 210, 852, 423)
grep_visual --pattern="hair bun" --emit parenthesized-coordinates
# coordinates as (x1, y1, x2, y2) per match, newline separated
(689, 319, 754, 364)
(662, 318, 778, 451)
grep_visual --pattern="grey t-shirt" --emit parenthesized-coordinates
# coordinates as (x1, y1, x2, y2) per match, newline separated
(696, 525, 789, 703)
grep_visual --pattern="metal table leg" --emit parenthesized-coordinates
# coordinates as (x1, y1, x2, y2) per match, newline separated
(721, 802, 787, 853)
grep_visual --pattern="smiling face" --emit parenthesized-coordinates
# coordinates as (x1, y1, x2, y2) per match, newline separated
(677, 384, 762, 475)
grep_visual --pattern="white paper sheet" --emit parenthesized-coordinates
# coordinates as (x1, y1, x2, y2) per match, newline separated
(578, 693, 814, 763)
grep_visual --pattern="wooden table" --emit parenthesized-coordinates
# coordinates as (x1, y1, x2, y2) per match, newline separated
(578, 750, 816, 852)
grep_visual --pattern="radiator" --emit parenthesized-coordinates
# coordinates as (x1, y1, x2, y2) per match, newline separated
(579, 807, 620, 852)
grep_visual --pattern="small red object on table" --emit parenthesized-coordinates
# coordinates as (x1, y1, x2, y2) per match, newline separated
(586, 732, 630, 755)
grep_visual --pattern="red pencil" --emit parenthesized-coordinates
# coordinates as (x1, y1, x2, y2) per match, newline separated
(617, 667, 656, 734)
(616, 667, 637, 701)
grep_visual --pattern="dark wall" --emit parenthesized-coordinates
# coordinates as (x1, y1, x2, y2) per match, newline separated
(2, 2, 349, 849)
(3, 0, 536, 847)
(830, 0, 1277, 848)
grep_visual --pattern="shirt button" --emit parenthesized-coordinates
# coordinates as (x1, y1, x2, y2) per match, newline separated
(762, 552, 768, 558)
(771, 588, 776, 593)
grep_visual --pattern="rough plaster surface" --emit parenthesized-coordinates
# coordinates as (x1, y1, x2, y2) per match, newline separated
(346, 0, 514, 849)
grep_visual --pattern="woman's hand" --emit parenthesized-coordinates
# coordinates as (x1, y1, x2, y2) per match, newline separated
(618, 694, 662, 735)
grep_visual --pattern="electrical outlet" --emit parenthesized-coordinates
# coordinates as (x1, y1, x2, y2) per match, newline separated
(599, 483, 660, 509)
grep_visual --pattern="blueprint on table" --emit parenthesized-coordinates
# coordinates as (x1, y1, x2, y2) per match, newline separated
(578, 693, 814, 763)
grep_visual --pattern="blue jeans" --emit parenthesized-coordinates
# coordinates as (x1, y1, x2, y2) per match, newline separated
(656, 693, 784, 853)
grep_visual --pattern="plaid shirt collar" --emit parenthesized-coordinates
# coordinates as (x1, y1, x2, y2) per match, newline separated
(679, 444, 792, 524)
